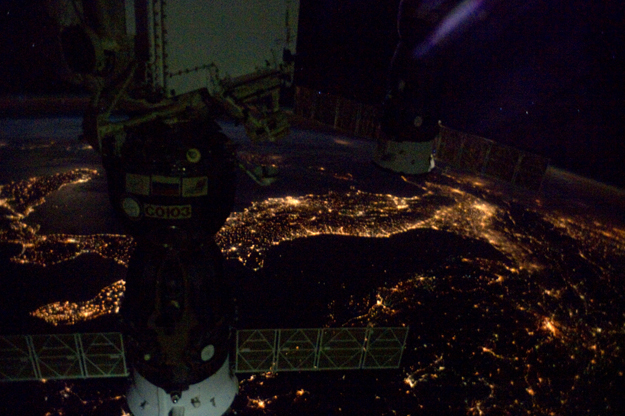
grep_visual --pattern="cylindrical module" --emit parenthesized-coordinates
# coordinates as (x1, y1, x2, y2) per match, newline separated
(101, 114, 237, 241)
(99, 112, 239, 415)
(375, 0, 456, 174)
(122, 239, 234, 391)
(121, 236, 238, 414)
(373, 139, 435, 175)
(127, 357, 238, 416)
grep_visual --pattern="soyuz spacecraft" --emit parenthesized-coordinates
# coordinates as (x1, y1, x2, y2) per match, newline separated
(1, 1, 435, 415)
(42, 1, 301, 414)
(375, 0, 462, 175)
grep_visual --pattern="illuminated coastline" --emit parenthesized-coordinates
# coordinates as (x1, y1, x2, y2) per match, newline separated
(2, 168, 625, 415)
(24, 184, 543, 325)
(0, 168, 97, 220)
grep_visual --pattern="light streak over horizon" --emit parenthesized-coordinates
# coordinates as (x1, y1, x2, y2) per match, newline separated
(414, 0, 487, 58)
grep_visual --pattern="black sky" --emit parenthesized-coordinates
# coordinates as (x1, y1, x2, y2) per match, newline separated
(1, 0, 624, 187)
(296, 0, 625, 188)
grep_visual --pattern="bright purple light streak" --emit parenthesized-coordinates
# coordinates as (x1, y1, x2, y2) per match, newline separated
(414, 0, 485, 58)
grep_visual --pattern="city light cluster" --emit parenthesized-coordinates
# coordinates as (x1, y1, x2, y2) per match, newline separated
(2, 167, 624, 414)
(33, 380, 128, 416)
(0, 169, 133, 269)
(13, 233, 134, 267)
(215, 187, 517, 271)
(0, 168, 97, 220)
(30, 280, 125, 326)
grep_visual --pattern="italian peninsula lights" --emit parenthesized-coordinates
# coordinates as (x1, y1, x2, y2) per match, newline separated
(2, 169, 624, 415)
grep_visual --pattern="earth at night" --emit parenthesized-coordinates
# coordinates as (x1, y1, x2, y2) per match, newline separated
(1, 116, 624, 415)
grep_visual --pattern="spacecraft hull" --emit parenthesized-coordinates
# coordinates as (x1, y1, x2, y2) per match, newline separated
(127, 356, 238, 416)
(373, 138, 435, 174)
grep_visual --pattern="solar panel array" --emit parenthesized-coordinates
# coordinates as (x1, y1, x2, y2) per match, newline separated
(0, 327, 409, 382)
(235, 327, 409, 373)
(0, 333, 127, 381)
(294, 86, 549, 191)
(435, 126, 549, 191)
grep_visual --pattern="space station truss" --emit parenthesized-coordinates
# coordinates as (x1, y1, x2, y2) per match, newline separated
(235, 327, 409, 373)
(0, 333, 128, 382)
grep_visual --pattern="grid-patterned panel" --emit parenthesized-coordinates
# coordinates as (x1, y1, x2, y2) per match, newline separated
(236, 329, 277, 373)
(362, 327, 409, 369)
(235, 327, 409, 373)
(0, 333, 128, 382)
(1, 329, 408, 380)
(0, 336, 36, 381)
(437, 126, 549, 191)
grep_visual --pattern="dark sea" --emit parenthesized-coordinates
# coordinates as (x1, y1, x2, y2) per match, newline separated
(1, 117, 624, 415)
